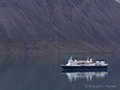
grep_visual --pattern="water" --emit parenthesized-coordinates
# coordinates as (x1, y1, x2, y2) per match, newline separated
(0, 53, 119, 90)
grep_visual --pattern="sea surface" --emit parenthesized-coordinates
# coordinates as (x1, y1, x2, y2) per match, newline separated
(0, 53, 119, 90)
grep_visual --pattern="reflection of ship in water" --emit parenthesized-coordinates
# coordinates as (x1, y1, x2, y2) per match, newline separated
(62, 70, 108, 82)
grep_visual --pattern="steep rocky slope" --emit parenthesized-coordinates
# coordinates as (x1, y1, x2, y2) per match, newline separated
(0, 0, 120, 53)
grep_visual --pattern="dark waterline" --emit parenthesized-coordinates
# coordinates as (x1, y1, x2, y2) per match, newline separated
(0, 53, 119, 90)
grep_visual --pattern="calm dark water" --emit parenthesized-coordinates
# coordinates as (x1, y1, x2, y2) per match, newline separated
(0, 53, 119, 90)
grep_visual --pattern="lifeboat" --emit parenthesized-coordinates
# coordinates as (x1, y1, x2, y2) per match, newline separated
(81, 62, 85, 64)
(77, 62, 81, 64)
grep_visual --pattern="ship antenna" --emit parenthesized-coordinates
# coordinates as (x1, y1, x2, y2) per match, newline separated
(87, 57, 89, 61)
(69, 56, 73, 60)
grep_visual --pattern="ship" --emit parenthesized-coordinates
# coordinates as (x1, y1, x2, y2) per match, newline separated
(61, 56, 108, 71)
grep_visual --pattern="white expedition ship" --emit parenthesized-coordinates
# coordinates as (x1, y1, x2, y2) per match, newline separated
(61, 56, 108, 70)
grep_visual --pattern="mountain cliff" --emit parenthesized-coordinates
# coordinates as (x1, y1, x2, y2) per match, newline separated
(0, 0, 120, 53)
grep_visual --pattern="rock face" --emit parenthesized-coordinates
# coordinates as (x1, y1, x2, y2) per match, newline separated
(0, 0, 120, 53)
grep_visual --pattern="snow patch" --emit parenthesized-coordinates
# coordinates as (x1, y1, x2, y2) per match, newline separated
(115, 0, 120, 3)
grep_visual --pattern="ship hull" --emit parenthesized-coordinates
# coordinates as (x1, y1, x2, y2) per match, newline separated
(61, 65, 108, 70)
